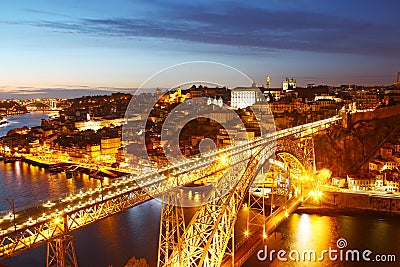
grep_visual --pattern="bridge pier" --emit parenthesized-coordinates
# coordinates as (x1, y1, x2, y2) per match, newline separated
(158, 195, 185, 267)
(46, 235, 78, 267)
(301, 136, 316, 173)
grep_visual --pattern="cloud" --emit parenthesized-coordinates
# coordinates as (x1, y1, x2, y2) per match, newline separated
(0, 86, 137, 99)
(0, 87, 44, 94)
(5, 2, 400, 57)
(22, 8, 73, 19)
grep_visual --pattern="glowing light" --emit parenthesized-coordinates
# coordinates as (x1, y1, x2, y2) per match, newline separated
(301, 174, 311, 182)
(43, 200, 55, 208)
(317, 169, 332, 184)
(54, 217, 62, 224)
(262, 231, 267, 239)
(244, 230, 249, 237)
(310, 190, 323, 200)
(219, 155, 228, 165)
(25, 217, 35, 226)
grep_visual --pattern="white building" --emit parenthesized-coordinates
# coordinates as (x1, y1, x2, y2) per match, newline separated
(207, 96, 223, 108)
(283, 78, 296, 91)
(231, 82, 264, 109)
(347, 174, 373, 191)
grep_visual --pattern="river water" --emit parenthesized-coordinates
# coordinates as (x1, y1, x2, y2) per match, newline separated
(1, 160, 399, 267)
(0, 112, 59, 138)
(1, 113, 399, 267)
(244, 213, 400, 267)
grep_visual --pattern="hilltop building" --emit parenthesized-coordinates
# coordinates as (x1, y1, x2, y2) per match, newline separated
(283, 78, 296, 91)
(230, 82, 264, 109)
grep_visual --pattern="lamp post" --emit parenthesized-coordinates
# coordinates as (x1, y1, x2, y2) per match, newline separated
(4, 198, 16, 231)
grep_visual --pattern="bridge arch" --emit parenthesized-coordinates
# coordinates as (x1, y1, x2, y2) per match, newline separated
(23, 102, 53, 111)
(249, 138, 311, 199)
(274, 138, 311, 179)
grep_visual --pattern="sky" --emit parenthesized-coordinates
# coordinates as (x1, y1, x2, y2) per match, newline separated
(0, 0, 400, 98)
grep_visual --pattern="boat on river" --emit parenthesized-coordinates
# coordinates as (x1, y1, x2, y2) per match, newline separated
(0, 116, 8, 125)
(65, 165, 80, 179)
(48, 163, 71, 173)
(3, 156, 22, 163)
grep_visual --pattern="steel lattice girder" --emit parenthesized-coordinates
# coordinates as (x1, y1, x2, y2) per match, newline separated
(163, 144, 274, 267)
(0, 117, 339, 262)
(46, 235, 78, 267)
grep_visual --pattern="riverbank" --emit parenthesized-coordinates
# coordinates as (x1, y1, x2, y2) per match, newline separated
(8, 155, 127, 179)
(314, 190, 400, 215)
(23, 156, 57, 168)
(0, 111, 56, 137)
(0, 117, 8, 126)
(297, 204, 400, 217)
(299, 189, 400, 216)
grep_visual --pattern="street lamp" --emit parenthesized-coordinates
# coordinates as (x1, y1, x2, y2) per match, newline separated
(4, 198, 16, 231)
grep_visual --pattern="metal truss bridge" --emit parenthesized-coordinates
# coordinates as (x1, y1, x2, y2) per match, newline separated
(0, 116, 340, 267)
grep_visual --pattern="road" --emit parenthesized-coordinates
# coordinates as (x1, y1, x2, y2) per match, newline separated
(320, 185, 400, 199)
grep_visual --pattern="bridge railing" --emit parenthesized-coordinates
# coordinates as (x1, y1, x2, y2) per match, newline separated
(2, 116, 341, 228)
(1, 116, 342, 259)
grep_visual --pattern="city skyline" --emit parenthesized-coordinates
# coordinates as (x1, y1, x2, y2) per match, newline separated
(1, 2, 400, 266)
(1, 81, 400, 266)
(1, 0, 400, 99)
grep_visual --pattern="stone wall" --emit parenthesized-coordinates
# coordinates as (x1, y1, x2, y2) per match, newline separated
(343, 105, 400, 128)
(316, 190, 400, 214)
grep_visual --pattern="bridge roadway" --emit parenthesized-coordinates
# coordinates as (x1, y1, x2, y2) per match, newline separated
(0, 116, 340, 261)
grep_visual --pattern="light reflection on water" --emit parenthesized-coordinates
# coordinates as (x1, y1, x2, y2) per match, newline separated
(244, 213, 400, 267)
(0, 161, 101, 211)
(1, 158, 400, 267)
(3, 200, 162, 267)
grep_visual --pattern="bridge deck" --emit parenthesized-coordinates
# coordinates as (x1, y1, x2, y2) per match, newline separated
(0, 117, 340, 260)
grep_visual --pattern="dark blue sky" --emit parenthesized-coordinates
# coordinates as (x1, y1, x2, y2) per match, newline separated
(1, 0, 399, 98)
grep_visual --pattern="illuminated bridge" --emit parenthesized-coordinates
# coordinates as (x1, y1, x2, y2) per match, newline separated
(22, 101, 56, 112)
(0, 116, 341, 267)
